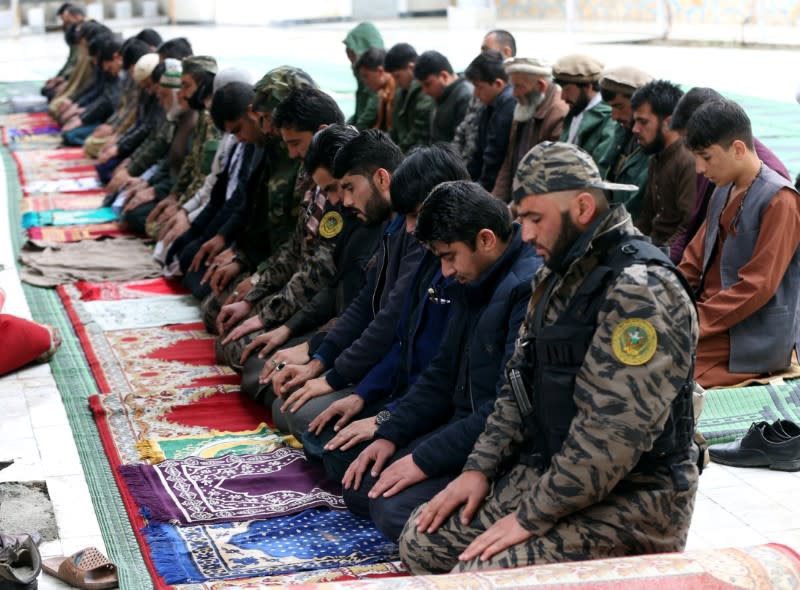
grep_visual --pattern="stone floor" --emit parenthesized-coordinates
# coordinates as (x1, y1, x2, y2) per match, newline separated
(1, 17, 799, 590)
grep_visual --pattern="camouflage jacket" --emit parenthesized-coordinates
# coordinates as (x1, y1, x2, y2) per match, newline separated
(232, 138, 303, 273)
(174, 110, 221, 204)
(464, 205, 699, 536)
(452, 96, 482, 165)
(127, 112, 173, 177)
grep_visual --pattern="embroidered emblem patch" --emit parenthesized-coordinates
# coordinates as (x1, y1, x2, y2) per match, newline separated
(319, 211, 344, 239)
(612, 318, 657, 366)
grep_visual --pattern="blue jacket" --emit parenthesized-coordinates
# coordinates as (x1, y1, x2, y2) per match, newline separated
(376, 224, 540, 477)
(355, 250, 453, 408)
(314, 214, 425, 389)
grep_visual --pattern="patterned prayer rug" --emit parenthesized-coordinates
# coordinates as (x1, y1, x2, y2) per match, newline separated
(136, 423, 299, 464)
(20, 190, 106, 212)
(23, 176, 102, 194)
(21, 207, 117, 228)
(119, 449, 346, 525)
(143, 509, 398, 584)
(698, 379, 800, 445)
(177, 544, 799, 590)
(80, 295, 202, 331)
(75, 277, 188, 301)
(27, 222, 130, 241)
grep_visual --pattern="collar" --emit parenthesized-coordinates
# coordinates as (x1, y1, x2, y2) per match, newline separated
(462, 224, 524, 304)
(548, 204, 634, 275)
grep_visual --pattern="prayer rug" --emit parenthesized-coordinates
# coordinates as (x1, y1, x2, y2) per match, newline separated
(75, 277, 188, 301)
(24, 176, 101, 194)
(136, 423, 299, 464)
(3, 133, 63, 151)
(80, 295, 202, 331)
(143, 508, 398, 584)
(179, 544, 799, 590)
(698, 379, 800, 445)
(182, 562, 407, 588)
(21, 207, 117, 228)
(119, 448, 346, 525)
(20, 190, 106, 212)
(0, 111, 56, 127)
(26, 222, 130, 242)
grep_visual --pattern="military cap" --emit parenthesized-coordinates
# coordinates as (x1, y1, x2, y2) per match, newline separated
(512, 141, 638, 203)
(160, 58, 182, 89)
(552, 54, 604, 84)
(504, 57, 551, 78)
(252, 66, 318, 114)
(600, 65, 654, 96)
(132, 52, 159, 83)
(182, 55, 218, 76)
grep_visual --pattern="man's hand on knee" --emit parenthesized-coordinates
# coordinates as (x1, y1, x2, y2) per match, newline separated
(416, 470, 489, 534)
(342, 438, 396, 491)
(458, 513, 533, 564)
(369, 454, 427, 499)
(280, 375, 333, 414)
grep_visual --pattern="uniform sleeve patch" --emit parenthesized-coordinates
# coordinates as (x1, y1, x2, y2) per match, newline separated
(611, 318, 657, 366)
(319, 211, 344, 239)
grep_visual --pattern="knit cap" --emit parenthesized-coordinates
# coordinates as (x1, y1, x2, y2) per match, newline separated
(160, 58, 182, 89)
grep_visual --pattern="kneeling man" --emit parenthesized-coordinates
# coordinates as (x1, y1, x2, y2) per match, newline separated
(401, 142, 699, 573)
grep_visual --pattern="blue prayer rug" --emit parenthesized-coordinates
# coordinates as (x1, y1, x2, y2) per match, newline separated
(144, 508, 399, 584)
(21, 207, 117, 228)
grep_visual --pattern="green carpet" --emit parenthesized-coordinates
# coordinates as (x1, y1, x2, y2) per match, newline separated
(4, 146, 153, 590)
(698, 380, 800, 445)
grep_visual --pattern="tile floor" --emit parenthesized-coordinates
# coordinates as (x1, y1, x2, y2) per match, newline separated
(1, 16, 800, 590)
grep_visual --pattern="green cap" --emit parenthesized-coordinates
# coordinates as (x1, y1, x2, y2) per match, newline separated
(512, 142, 638, 203)
(160, 58, 182, 89)
(182, 55, 218, 76)
(252, 65, 317, 114)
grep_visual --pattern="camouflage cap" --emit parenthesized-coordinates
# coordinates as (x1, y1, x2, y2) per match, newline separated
(252, 66, 318, 114)
(552, 53, 604, 84)
(182, 55, 218, 76)
(512, 141, 638, 203)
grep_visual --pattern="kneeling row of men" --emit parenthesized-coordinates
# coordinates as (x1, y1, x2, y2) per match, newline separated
(237, 133, 700, 573)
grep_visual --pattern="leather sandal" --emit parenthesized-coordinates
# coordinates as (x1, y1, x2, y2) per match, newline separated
(42, 547, 117, 590)
(0, 533, 41, 589)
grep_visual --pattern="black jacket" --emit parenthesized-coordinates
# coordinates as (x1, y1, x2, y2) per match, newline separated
(376, 225, 540, 477)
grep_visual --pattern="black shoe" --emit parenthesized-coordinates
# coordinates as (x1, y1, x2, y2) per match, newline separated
(708, 421, 800, 471)
(0, 533, 41, 589)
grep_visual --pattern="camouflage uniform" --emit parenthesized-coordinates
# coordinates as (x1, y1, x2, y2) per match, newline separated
(126, 113, 173, 177)
(214, 179, 344, 368)
(400, 142, 699, 574)
(452, 96, 482, 165)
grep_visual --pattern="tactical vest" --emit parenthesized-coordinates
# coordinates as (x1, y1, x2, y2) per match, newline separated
(512, 232, 696, 489)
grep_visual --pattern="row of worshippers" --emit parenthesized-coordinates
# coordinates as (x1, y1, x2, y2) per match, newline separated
(41, 13, 800, 573)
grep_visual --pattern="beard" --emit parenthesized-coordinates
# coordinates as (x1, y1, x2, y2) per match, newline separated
(361, 181, 392, 226)
(543, 211, 583, 271)
(513, 88, 545, 122)
(640, 125, 666, 155)
(165, 91, 187, 121)
(568, 88, 590, 118)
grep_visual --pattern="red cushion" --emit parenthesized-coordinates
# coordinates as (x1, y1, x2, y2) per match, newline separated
(0, 314, 52, 375)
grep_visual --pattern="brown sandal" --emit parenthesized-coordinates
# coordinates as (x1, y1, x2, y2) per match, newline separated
(42, 547, 117, 590)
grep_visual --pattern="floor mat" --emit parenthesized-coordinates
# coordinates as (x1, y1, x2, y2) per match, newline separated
(697, 379, 800, 445)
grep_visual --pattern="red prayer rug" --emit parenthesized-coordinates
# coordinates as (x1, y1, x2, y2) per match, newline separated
(75, 278, 188, 301)
(20, 190, 106, 213)
(27, 222, 130, 242)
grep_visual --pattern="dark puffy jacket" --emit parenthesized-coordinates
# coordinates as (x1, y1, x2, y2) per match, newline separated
(314, 214, 424, 389)
(376, 224, 541, 477)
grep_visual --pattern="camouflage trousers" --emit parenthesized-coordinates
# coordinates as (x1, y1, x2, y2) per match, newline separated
(399, 463, 697, 575)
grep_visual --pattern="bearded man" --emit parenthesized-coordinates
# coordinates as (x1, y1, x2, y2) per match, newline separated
(491, 58, 568, 203)
(630, 80, 695, 248)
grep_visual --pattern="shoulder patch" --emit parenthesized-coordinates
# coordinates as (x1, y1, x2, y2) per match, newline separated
(611, 318, 657, 366)
(319, 211, 344, 239)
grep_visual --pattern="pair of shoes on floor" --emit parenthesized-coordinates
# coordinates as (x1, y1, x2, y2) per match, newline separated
(42, 547, 117, 590)
(709, 420, 800, 471)
(0, 533, 40, 590)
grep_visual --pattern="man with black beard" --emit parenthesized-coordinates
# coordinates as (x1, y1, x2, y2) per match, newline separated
(631, 80, 695, 248)
(552, 54, 616, 168)
(491, 57, 568, 203)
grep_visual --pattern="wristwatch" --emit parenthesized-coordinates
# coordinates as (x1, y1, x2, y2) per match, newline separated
(375, 410, 391, 426)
